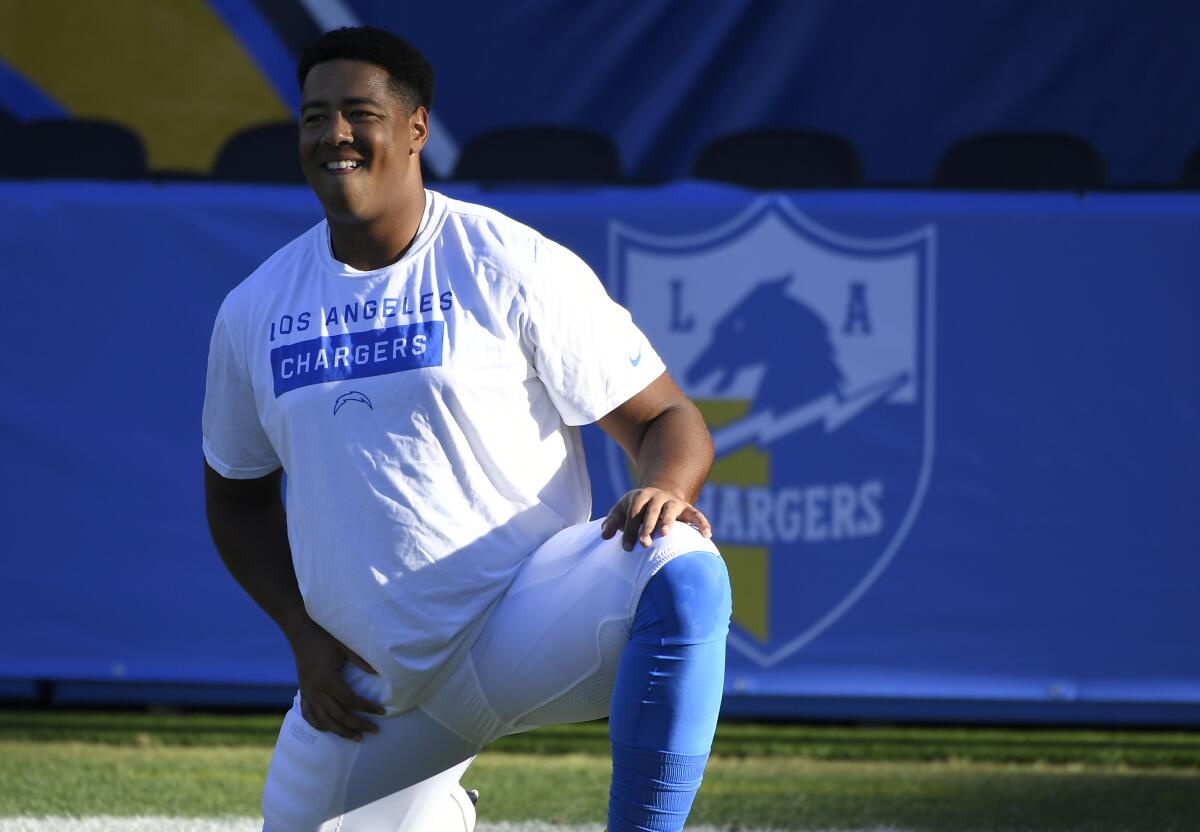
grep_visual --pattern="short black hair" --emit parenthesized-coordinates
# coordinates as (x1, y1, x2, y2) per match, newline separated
(297, 26, 435, 112)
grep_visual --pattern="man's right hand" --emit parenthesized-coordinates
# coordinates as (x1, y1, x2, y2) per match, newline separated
(287, 619, 386, 742)
(205, 463, 385, 741)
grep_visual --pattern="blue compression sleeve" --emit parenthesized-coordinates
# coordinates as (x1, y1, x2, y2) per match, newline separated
(608, 551, 732, 832)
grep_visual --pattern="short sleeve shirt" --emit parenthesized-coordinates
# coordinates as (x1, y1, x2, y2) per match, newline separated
(202, 190, 665, 710)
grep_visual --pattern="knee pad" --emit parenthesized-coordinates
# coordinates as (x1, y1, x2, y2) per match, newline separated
(634, 551, 732, 645)
(262, 706, 353, 832)
(262, 698, 479, 832)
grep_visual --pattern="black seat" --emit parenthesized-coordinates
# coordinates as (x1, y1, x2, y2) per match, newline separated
(0, 118, 146, 179)
(453, 127, 622, 184)
(1177, 144, 1200, 189)
(0, 110, 15, 145)
(213, 122, 305, 184)
(692, 128, 862, 188)
(935, 131, 1104, 190)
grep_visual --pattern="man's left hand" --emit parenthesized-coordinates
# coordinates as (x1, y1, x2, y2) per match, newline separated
(600, 486, 712, 552)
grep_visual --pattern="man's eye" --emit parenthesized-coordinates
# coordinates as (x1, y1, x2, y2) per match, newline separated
(303, 114, 325, 124)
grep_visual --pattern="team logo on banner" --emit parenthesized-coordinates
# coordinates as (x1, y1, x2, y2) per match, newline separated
(608, 198, 936, 666)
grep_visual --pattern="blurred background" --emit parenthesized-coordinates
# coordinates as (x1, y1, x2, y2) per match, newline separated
(1, 0, 1197, 732)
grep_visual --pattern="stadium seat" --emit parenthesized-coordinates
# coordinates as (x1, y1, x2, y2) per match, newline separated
(0, 118, 146, 179)
(213, 122, 306, 184)
(0, 110, 15, 144)
(692, 128, 863, 188)
(452, 126, 622, 184)
(1177, 144, 1200, 189)
(935, 131, 1104, 190)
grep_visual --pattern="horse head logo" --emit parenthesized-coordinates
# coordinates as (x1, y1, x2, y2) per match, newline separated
(609, 197, 935, 666)
(686, 275, 844, 416)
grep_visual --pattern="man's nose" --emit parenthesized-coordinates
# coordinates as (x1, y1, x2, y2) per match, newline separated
(321, 112, 353, 145)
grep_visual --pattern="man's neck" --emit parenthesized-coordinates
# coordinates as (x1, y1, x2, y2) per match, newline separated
(327, 190, 427, 271)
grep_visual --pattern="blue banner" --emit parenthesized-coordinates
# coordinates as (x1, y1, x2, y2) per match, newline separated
(270, 320, 444, 397)
(0, 182, 1196, 721)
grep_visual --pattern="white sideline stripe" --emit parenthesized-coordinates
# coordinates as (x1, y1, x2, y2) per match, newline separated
(0, 821, 912, 832)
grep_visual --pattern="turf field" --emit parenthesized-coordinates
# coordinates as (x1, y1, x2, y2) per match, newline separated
(0, 710, 1197, 831)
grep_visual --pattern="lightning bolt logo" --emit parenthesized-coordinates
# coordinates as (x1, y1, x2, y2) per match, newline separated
(710, 372, 910, 457)
(333, 390, 373, 415)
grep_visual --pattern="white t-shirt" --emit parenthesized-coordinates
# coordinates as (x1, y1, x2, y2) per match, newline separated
(202, 189, 665, 711)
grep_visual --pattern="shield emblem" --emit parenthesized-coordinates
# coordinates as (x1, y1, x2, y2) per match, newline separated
(608, 197, 936, 666)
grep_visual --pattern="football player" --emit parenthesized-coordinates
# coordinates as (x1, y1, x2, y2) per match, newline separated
(203, 26, 730, 831)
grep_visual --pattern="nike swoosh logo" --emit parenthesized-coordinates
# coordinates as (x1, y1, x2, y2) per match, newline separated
(629, 348, 642, 367)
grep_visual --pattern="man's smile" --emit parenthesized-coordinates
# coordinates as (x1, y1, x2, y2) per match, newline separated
(323, 159, 364, 174)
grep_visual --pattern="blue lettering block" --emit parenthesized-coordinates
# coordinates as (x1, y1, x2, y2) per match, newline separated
(270, 321, 444, 397)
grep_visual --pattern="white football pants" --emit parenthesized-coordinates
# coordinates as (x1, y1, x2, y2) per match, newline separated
(261, 518, 719, 831)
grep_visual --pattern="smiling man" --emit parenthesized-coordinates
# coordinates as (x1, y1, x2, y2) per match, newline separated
(203, 26, 730, 832)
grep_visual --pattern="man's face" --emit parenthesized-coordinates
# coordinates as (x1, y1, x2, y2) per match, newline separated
(298, 59, 427, 223)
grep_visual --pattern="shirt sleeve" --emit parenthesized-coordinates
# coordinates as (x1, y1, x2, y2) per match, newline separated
(523, 238, 666, 426)
(201, 305, 282, 478)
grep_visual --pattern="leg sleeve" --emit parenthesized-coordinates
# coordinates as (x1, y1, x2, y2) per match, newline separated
(607, 551, 732, 832)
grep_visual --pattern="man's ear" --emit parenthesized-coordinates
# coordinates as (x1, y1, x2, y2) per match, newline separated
(409, 106, 429, 152)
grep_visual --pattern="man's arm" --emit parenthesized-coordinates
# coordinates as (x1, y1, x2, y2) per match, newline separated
(204, 462, 384, 740)
(596, 372, 714, 551)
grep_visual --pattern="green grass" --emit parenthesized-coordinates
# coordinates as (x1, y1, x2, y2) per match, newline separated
(1, 711, 1198, 831)
(3, 710, 1198, 769)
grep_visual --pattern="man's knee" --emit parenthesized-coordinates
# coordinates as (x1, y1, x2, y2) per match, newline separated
(633, 551, 732, 644)
(261, 705, 347, 831)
